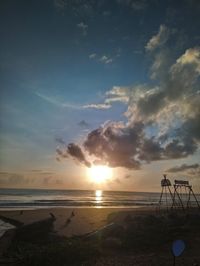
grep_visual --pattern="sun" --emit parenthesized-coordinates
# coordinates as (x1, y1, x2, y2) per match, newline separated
(87, 165, 113, 183)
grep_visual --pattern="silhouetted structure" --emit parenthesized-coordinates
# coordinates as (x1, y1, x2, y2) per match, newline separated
(158, 175, 200, 212)
(158, 174, 173, 211)
(171, 179, 200, 211)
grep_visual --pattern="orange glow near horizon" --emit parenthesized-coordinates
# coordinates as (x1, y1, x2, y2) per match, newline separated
(87, 165, 113, 184)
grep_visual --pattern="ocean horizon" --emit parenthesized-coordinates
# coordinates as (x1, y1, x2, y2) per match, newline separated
(0, 188, 162, 210)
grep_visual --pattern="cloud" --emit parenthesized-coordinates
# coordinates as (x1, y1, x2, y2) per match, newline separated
(105, 86, 129, 104)
(29, 170, 54, 175)
(150, 49, 172, 80)
(166, 163, 200, 173)
(89, 53, 97, 59)
(83, 86, 129, 111)
(80, 120, 198, 169)
(77, 22, 88, 36)
(83, 103, 112, 109)
(175, 47, 200, 70)
(99, 55, 113, 64)
(89, 51, 120, 65)
(145, 25, 170, 51)
(163, 138, 197, 159)
(55, 137, 66, 145)
(0, 172, 62, 187)
(54, 0, 97, 17)
(56, 147, 68, 158)
(67, 143, 91, 167)
(131, 0, 148, 10)
(0, 173, 26, 186)
(83, 121, 142, 169)
(35, 92, 81, 109)
(36, 91, 114, 111)
(117, 0, 148, 10)
(57, 143, 91, 167)
(61, 25, 200, 170)
(54, 0, 67, 10)
(78, 120, 89, 128)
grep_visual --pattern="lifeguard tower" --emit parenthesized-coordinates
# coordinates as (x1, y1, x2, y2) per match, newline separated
(171, 179, 200, 211)
(158, 174, 174, 211)
(158, 175, 200, 212)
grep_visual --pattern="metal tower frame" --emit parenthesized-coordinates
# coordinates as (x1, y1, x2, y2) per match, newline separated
(158, 175, 200, 212)
(171, 180, 200, 211)
(158, 174, 174, 211)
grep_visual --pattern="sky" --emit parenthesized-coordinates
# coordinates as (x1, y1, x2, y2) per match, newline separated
(0, 0, 200, 191)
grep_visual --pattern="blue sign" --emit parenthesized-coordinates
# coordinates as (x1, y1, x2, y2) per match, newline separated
(172, 240, 186, 257)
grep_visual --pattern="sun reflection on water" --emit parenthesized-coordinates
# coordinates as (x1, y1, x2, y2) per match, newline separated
(95, 190, 103, 205)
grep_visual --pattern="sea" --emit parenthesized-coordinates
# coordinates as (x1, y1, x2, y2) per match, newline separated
(0, 188, 199, 237)
(0, 189, 160, 237)
(0, 188, 161, 209)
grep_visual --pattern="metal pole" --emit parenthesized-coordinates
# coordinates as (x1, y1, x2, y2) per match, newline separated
(171, 186, 177, 210)
(186, 188, 191, 209)
(175, 185, 185, 211)
(159, 186, 164, 210)
(168, 186, 174, 201)
(173, 255, 176, 266)
(190, 187, 200, 210)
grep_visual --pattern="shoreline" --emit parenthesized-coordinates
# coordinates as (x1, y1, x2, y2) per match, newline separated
(0, 205, 149, 211)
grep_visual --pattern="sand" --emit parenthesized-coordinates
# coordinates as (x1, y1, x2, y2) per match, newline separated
(0, 207, 151, 237)
(1, 207, 200, 265)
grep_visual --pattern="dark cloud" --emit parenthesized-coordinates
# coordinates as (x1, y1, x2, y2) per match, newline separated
(81, 121, 198, 168)
(56, 147, 68, 158)
(166, 163, 200, 173)
(137, 90, 166, 117)
(84, 122, 143, 169)
(78, 120, 89, 128)
(55, 137, 66, 145)
(67, 143, 91, 167)
(164, 138, 197, 159)
(139, 137, 164, 162)
(56, 142, 91, 167)
(182, 115, 200, 142)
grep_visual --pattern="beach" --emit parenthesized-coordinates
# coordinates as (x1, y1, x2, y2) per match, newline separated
(0, 207, 149, 238)
(1, 207, 200, 265)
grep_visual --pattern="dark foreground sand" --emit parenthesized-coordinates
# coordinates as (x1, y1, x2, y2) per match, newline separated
(0, 207, 146, 237)
(0, 207, 200, 265)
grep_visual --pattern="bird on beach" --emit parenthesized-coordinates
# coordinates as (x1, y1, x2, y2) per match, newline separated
(71, 210, 75, 218)
(49, 212, 56, 220)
